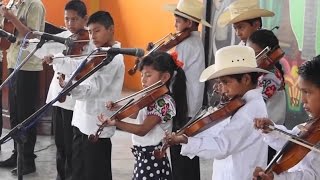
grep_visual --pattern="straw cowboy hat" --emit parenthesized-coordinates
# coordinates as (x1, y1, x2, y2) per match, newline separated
(164, 0, 212, 27)
(199, 45, 269, 82)
(217, 0, 274, 27)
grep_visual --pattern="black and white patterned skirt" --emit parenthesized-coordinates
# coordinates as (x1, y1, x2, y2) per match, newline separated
(131, 144, 172, 180)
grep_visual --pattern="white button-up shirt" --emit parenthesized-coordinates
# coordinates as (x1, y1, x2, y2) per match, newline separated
(180, 88, 268, 180)
(175, 31, 205, 118)
(53, 42, 125, 138)
(262, 124, 320, 180)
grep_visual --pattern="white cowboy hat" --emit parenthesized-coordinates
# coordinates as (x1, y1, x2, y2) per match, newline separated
(199, 45, 270, 82)
(217, 0, 274, 27)
(164, 0, 212, 27)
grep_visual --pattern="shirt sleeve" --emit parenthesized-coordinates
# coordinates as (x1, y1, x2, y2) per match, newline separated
(258, 72, 282, 101)
(70, 54, 124, 100)
(180, 112, 260, 160)
(146, 95, 176, 123)
(262, 124, 301, 151)
(26, 2, 45, 31)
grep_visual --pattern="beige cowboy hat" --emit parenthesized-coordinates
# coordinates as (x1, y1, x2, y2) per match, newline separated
(217, 0, 274, 27)
(199, 45, 269, 82)
(164, 0, 212, 27)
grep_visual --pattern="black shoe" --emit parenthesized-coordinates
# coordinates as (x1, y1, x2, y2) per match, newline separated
(11, 165, 36, 176)
(0, 154, 17, 168)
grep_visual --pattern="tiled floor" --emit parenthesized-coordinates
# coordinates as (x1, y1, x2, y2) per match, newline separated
(0, 128, 213, 180)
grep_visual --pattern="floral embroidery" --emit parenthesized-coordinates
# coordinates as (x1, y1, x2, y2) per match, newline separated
(147, 95, 175, 123)
(265, 85, 276, 98)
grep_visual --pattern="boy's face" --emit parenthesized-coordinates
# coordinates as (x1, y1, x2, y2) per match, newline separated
(233, 21, 260, 42)
(298, 76, 320, 119)
(174, 16, 192, 32)
(64, 10, 87, 34)
(218, 75, 251, 99)
(88, 23, 114, 48)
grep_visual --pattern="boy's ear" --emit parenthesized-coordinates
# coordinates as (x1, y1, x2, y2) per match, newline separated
(187, 19, 193, 28)
(83, 15, 89, 24)
(253, 20, 261, 30)
(161, 72, 171, 83)
(242, 74, 252, 85)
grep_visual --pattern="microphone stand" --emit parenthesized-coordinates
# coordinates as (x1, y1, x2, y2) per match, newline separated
(0, 52, 117, 180)
(0, 38, 46, 90)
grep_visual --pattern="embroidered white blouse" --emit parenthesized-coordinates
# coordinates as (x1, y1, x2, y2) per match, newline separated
(132, 94, 176, 146)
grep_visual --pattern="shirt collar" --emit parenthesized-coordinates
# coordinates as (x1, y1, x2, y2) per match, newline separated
(242, 88, 263, 102)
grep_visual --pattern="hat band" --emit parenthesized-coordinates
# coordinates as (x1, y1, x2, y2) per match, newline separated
(174, 8, 201, 22)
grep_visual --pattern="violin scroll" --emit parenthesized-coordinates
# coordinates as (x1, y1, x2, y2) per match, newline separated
(128, 29, 192, 76)
(256, 46, 285, 70)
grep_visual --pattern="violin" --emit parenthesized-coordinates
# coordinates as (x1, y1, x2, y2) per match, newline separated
(259, 118, 320, 177)
(58, 29, 90, 102)
(153, 97, 245, 159)
(256, 45, 285, 70)
(0, 0, 17, 50)
(73, 53, 107, 81)
(88, 81, 168, 142)
(63, 29, 89, 56)
(128, 28, 192, 75)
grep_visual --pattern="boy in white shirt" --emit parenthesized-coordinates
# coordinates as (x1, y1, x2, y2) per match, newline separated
(253, 55, 320, 180)
(165, 45, 269, 180)
(47, 11, 124, 180)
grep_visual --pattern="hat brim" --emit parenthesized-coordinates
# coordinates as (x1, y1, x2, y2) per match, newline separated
(199, 64, 270, 82)
(164, 4, 212, 27)
(218, 9, 275, 27)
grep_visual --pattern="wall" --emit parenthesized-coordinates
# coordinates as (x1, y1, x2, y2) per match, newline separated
(43, 0, 178, 91)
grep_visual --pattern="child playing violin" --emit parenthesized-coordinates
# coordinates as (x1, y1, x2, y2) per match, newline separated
(42, 1, 89, 179)
(253, 55, 320, 180)
(246, 29, 287, 164)
(47, 11, 125, 180)
(165, 45, 270, 180)
(217, 0, 274, 45)
(98, 51, 187, 180)
(164, 0, 211, 178)
(247, 29, 286, 125)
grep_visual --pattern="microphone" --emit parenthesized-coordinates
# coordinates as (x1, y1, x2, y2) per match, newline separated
(32, 31, 73, 46)
(0, 29, 16, 43)
(98, 47, 145, 57)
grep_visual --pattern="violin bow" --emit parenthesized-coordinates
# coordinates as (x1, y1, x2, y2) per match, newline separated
(88, 98, 135, 142)
(267, 125, 320, 154)
(113, 80, 163, 104)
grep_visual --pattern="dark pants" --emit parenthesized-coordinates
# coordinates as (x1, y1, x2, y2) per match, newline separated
(72, 127, 112, 180)
(170, 144, 200, 180)
(53, 106, 73, 180)
(8, 69, 39, 166)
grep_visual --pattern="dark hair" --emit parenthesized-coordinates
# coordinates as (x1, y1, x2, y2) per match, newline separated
(228, 72, 260, 85)
(298, 55, 320, 87)
(248, 29, 285, 79)
(138, 51, 188, 129)
(65, 0, 87, 18)
(243, 17, 262, 28)
(87, 11, 114, 28)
